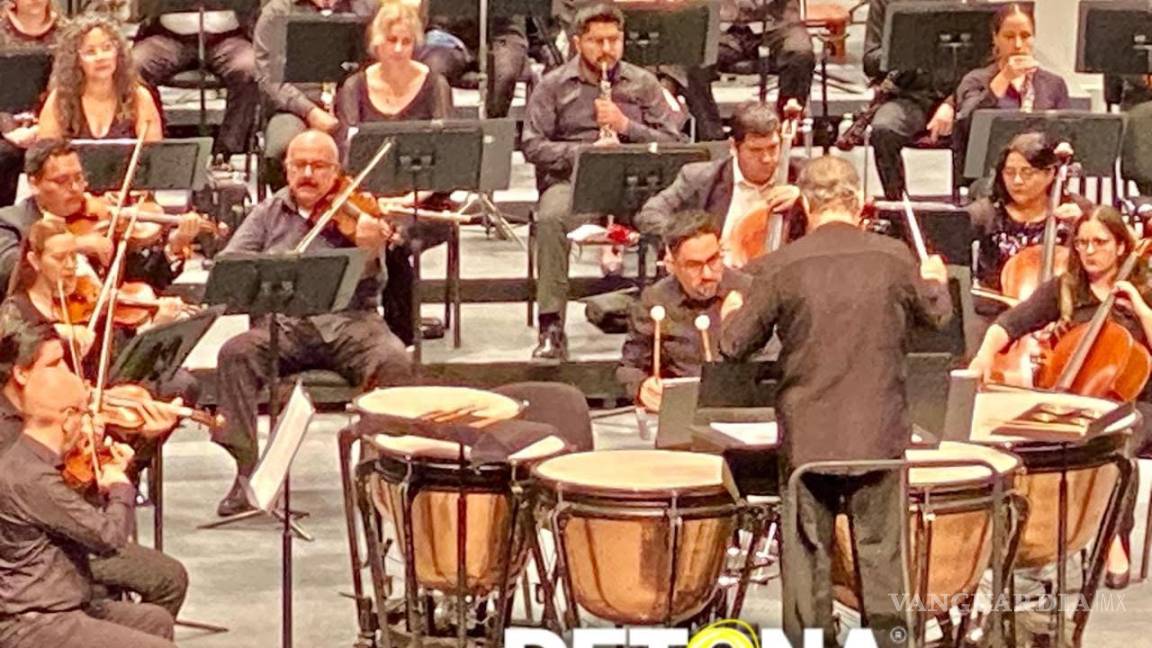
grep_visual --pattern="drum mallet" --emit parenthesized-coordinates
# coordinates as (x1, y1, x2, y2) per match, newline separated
(695, 313, 713, 363)
(650, 305, 666, 379)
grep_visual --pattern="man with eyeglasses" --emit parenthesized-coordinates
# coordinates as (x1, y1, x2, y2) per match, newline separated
(0, 139, 200, 293)
(213, 128, 410, 517)
(0, 328, 179, 648)
(617, 210, 750, 412)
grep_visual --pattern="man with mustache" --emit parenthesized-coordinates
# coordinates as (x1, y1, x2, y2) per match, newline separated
(213, 129, 410, 517)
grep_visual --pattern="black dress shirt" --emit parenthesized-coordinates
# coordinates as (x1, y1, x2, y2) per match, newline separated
(954, 64, 1071, 123)
(0, 436, 135, 615)
(522, 57, 686, 191)
(0, 391, 23, 455)
(721, 222, 953, 466)
(617, 270, 752, 398)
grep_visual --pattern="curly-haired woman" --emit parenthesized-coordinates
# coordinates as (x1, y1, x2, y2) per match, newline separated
(37, 13, 162, 140)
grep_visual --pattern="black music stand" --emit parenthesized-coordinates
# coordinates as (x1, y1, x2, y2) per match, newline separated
(0, 49, 51, 115)
(570, 144, 711, 217)
(200, 248, 365, 648)
(882, 1, 1018, 95)
(110, 308, 227, 636)
(71, 138, 213, 192)
(348, 123, 484, 360)
(137, 0, 262, 135)
(962, 110, 1125, 181)
(276, 14, 370, 86)
(1076, 1, 1152, 76)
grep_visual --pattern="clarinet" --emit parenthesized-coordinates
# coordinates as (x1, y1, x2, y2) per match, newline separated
(597, 61, 618, 143)
(835, 72, 900, 151)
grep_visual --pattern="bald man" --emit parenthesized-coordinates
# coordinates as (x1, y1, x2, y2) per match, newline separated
(213, 130, 411, 517)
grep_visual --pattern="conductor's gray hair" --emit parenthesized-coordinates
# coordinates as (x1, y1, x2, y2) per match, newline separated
(798, 156, 861, 214)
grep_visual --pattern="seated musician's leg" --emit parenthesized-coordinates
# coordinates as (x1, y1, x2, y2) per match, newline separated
(214, 324, 307, 515)
(383, 244, 417, 346)
(766, 21, 815, 112)
(869, 98, 928, 200)
(0, 606, 176, 648)
(326, 315, 412, 390)
(419, 40, 470, 87)
(532, 181, 583, 361)
(205, 35, 258, 158)
(675, 65, 724, 141)
(0, 140, 24, 208)
(89, 543, 189, 619)
(131, 32, 196, 99)
(262, 113, 308, 191)
(488, 34, 529, 119)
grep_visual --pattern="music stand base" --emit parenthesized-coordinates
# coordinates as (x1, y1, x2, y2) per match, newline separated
(176, 617, 230, 634)
(197, 508, 314, 541)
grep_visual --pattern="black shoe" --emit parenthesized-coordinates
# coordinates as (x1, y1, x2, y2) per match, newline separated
(1105, 568, 1130, 590)
(421, 317, 445, 340)
(216, 477, 257, 517)
(531, 324, 567, 362)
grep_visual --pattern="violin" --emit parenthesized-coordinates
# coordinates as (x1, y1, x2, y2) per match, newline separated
(61, 411, 116, 492)
(1034, 240, 1152, 402)
(65, 194, 224, 249)
(99, 384, 223, 437)
(308, 175, 390, 245)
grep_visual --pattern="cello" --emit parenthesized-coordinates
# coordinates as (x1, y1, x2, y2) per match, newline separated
(726, 99, 805, 266)
(979, 143, 1077, 386)
(1034, 240, 1152, 402)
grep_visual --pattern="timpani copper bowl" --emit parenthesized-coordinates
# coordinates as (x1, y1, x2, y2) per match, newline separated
(353, 386, 565, 597)
(532, 449, 739, 626)
(830, 441, 1022, 617)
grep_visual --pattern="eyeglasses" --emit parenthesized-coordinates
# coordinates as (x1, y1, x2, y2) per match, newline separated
(679, 253, 724, 273)
(1073, 237, 1114, 251)
(1002, 166, 1043, 181)
(287, 160, 336, 174)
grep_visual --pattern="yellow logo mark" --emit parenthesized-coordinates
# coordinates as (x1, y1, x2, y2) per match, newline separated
(687, 620, 760, 648)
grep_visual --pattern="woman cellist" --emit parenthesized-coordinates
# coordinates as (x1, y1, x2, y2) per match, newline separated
(968, 205, 1152, 590)
(968, 132, 1089, 297)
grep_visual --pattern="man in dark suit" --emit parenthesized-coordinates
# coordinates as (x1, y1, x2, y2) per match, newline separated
(636, 101, 801, 263)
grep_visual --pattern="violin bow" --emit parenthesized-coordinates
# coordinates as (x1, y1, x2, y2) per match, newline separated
(901, 192, 930, 262)
(55, 278, 84, 379)
(294, 138, 394, 254)
(105, 129, 149, 241)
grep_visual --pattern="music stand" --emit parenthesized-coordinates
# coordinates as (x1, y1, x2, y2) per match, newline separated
(570, 144, 712, 217)
(348, 123, 484, 359)
(0, 49, 51, 115)
(614, 1, 719, 68)
(882, 1, 1023, 95)
(1076, 1, 1152, 76)
(71, 138, 213, 192)
(276, 14, 371, 86)
(962, 110, 1125, 180)
(199, 248, 365, 648)
(136, 0, 262, 135)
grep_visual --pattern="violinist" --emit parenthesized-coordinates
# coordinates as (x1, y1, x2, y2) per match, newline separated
(214, 129, 410, 517)
(967, 205, 1152, 590)
(0, 139, 200, 294)
(37, 14, 163, 141)
(0, 0, 59, 207)
(335, 2, 453, 346)
(0, 327, 189, 627)
(636, 101, 802, 264)
(0, 331, 178, 648)
(968, 132, 1088, 294)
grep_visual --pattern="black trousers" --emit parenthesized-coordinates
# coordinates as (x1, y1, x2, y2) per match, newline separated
(382, 221, 452, 346)
(419, 33, 528, 119)
(215, 314, 411, 472)
(718, 21, 815, 105)
(869, 97, 935, 200)
(89, 543, 189, 619)
(133, 30, 258, 156)
(0, 601, 175, 648)
(0, 139, 23, 208)
(782, 467, 907, 648)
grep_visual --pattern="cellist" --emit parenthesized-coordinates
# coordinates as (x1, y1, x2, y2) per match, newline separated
(968, 205, 1152, 590)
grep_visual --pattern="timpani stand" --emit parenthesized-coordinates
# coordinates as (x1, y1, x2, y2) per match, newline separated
(340, 386, 566, 647)
(966, 386, 1139, 647)
(694, 423, 1025, 647)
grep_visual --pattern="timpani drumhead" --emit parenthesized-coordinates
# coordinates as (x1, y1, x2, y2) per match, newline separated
(533, 450, 725, 498)
(907, 441, 1020, 488)
(369, 433, 568, 463)
(353, 386, 523, 422)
